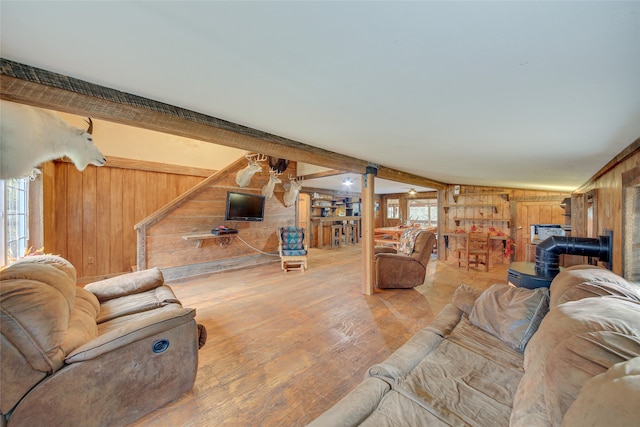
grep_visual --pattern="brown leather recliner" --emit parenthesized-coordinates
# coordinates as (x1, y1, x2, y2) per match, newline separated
(1, 255, 205, 427)
(374, 230, 437, 289)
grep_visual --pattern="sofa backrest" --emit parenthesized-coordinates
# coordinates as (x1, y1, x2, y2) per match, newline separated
(0, 256, 99, 414)
(549, 265, 640, 308)
(408, 230, 437, 267)
(510, 265, 640, 426)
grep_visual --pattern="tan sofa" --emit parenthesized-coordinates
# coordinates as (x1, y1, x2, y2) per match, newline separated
(308, 265, 640, 426)
(1, 255, 205, 427)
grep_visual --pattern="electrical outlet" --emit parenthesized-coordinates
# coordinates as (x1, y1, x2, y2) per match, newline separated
(88, 257, 94, 265)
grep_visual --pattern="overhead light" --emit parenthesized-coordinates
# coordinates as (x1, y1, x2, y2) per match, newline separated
(342, 177, 353, 187)
(408, 188, 417, 195)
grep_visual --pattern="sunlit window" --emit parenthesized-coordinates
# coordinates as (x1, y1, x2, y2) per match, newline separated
(386, 198, 399, 219)
(1, 178, 29, 266)
(408, 198, 438, 227)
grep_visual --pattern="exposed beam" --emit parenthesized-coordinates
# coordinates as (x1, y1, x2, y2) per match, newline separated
(376, 166, 446, 190)
(0, 58, 446, 190)
(297, 169, 345, 180)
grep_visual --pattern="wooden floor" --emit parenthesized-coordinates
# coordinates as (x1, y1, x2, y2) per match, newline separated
(131, 244, 510, 427)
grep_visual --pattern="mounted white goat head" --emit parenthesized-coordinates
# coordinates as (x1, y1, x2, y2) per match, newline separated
(235, 152, 267, 188)
(0, 100, 106, 179)
(261, 168, 283, 200)
(283, 174, 303, 207)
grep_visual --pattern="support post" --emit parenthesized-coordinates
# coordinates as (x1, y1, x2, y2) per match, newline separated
(361, 167, 376, 295)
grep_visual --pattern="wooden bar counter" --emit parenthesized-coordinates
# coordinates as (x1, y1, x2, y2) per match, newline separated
(311, 216, 361, 249)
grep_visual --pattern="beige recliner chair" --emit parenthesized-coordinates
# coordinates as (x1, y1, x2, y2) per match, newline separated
(1, 255, 205, 427)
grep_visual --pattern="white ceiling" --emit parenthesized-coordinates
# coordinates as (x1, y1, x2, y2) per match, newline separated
(2, 2, 639, 192)
(302, 172, 435, 195)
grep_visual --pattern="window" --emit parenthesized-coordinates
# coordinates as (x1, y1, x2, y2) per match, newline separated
(407, 198, 438, 227)
(1, 178, 30, 266)
(386, 198, 399, 219)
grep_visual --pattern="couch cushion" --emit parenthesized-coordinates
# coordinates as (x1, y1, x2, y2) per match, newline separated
(368, 304, 462, 382)
(392, 316, 524, 426)
(561, 357, 640, 427)
(469, 284, 549, 352)
(96, 285, 181, 324)
(84, 268, 165, 302)
(7, 254, 77, 283)
(511, 294, 640, 427)
(549, 265, 640, 308)
(360, 389, 452, 427)
(66, 304, 195, 363)
(0, 262, 78, 373)
(60, 288, 100, 356)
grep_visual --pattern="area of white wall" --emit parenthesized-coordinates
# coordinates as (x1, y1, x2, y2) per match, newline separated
(297, 163, 331, 175)
(58, 111, 245, 170)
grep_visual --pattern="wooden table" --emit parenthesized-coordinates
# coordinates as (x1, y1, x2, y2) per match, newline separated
(373, 226, 409, 248)
(374, 226, 438, 249)
(442, 232, 509, 263)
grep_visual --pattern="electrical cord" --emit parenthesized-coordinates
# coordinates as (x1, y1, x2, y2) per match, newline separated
(234, 234, 280, 257)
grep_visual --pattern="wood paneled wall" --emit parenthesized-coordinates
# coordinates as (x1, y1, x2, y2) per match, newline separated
(45, 160, 205, 281)
(441, 185, 570, 264)
(575, 149, 639, 276)
(509, 189, 569, 263)
(141, 160, 296, 276)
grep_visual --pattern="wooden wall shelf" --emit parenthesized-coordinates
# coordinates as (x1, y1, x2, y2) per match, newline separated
(443, 204, 499, 213)
(452, 191, 510, 202)
(311, 194, 361, 218)
(453, 218, 511, 227)
(183, 233, 234, 248)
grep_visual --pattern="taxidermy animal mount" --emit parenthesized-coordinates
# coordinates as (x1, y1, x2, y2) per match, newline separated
(261, 168, 283, 200)
(268, 156, 290, 173)
(235, 152, 267, 188)
(0, 100, 106, 179)
(283, 174, 303, 207)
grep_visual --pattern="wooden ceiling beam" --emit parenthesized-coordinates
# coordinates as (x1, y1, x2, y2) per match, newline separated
(0, 58, 446, 190)
(297, 169, 346, 180)
(376, 167, 446, 190)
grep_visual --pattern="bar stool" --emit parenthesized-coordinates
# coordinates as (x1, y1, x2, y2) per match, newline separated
(344, 223, 358, 245)
(331, 225, 342, 249)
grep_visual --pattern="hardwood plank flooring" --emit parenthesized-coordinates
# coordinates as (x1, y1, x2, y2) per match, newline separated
(131, 244, 510, 427)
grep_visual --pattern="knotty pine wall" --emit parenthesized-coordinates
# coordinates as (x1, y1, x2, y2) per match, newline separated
(442, 185, 570, 265)
(44, 159, 207, 281)
(140, 159, 296, 277)
(574, 148, 639, 276)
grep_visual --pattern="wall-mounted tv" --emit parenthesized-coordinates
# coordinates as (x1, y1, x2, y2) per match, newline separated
(225, 191, 266, 222)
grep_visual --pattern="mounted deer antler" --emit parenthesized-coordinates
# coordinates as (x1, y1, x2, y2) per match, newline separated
(261, 167, 283, 200)
(283, 174, 303, 207)
(235, 152, 267, 188)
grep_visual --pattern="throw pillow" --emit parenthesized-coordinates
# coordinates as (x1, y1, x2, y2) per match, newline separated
(470, 283, 550, 352)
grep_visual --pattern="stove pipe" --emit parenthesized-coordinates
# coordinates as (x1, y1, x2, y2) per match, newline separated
(535, 235, 611, 276)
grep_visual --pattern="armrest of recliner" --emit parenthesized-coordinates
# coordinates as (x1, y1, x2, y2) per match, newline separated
(374, 246, 397, 255)
(65, 305, 195, 363)
(375, 253, 425, 288)
(375, 253, 422, 268)
(84, 268, 165, 302)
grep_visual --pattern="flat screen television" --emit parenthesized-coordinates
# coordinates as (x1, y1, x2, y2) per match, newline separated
(225, 191, 266, 222)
